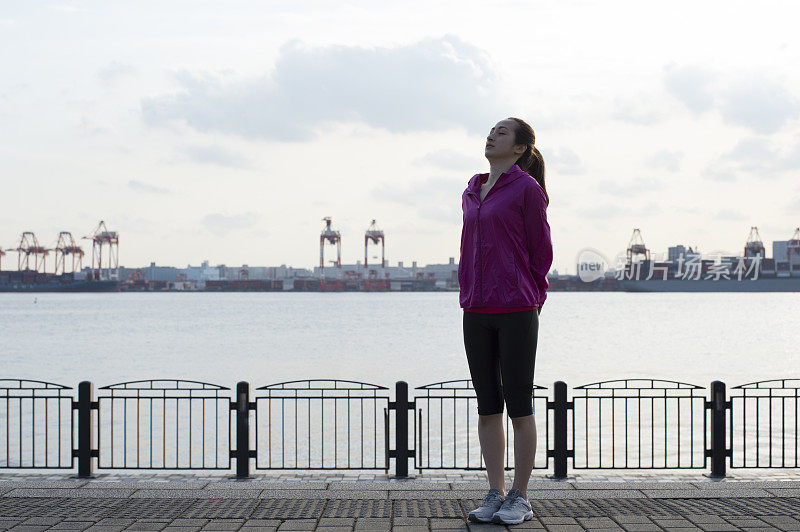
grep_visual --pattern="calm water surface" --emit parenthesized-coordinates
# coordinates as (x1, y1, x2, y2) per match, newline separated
(1, 291, 797, 389)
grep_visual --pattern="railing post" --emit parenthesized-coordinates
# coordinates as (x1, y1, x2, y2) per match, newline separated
(235, 381, 251, 478)
(549, 381, 570, 480)
(707, 380, 729, 479)
(391, 380, 412, 478)
(76, 381, 95, 478)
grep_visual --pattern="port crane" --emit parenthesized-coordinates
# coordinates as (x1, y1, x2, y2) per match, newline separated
(626, 228, 650, 263)
(53, 232, 85, 274)
(83, 220, 119, 280)
(13, 232, 49, 272)
(364, 219, 385, 269)
(744, 226, 765, 258)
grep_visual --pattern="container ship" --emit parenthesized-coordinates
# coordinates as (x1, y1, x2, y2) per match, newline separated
(0, 222, 121, 292)
(0, 271, 120, 292)
(615, 227, 800, 292)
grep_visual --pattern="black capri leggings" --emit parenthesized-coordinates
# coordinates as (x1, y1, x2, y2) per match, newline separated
(463, 309, 539, 418)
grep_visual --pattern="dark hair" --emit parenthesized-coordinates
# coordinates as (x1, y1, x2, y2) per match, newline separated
(508, 116, 548, 206)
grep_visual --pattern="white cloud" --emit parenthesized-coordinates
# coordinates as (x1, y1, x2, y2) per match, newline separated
(713, 208, 746, 221)
(720, 79, 800, 135)
(664, 63, 800, 135)
(611, 93, 668, 125)
(201, 212, 260, 236)
(371, 176, 464, 223)
(413, 149, 480, 171)
(548, 147, 585, 175)
(141, 35, 506, 141)
(663, 63, 715, 115)
(181, 145, 251, 169)
(707, 136, 800, 180)
(128, 180, 171, 195)
(592, 176, 664, 197)
(97, 61, 137, 84)
(644, 150, 682, 172)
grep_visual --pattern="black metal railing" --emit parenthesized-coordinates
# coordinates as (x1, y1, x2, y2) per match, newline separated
(570, 379, 707, 470)
(730, 379, 800, 469)
(0, 379, 73, 469)
(252, 379, 390, 471)
(2, 377, 798, 479)
(96, 379, 231, 470)
(414, 379, 549, 471)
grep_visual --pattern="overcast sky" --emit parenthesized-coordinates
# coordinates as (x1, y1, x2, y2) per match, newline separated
(2, 0, 799, 273)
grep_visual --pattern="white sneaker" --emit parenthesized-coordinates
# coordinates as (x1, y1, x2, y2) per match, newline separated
(467, 488, 505, 523)
(491, 487, 534, 524)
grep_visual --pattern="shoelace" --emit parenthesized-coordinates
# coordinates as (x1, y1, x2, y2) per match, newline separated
(499, 490, 527, 510)
(483, 491, 503, 505)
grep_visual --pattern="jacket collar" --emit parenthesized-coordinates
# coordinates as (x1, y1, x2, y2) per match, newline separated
(466, 164, 527, 197)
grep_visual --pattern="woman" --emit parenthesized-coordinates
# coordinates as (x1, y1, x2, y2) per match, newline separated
(459, 117, 553, 525)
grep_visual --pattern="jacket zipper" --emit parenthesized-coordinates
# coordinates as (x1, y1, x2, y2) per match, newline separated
(477, 200, 483, 305)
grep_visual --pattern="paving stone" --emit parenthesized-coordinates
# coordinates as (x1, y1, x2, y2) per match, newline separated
(429, 518, 468, 530)
(453, 480, 575, 489)
(353, 517, 392, 530)
(693, 525, 740, 531)
(480, 524, 524, 530)
(131, 489, 263, 499)
(642, 489, 773, 498)
(323, 500, 390, 519)
(183, 500, 259, 519)
(275, 520, 317, 530)
(541, 517, 581, 525)
(0, 481, 89, 489)
(49, 521, 98, 530)
(18, 518, 63, 526)
(251, 499, 327, 520)
(258, 490, 385, 500)
(613, 516, 658, 523)
(764, 490, 800, 498)
(652, 519, 698, 527)
(578, 517, 622, 528)
(573, 482, 699, 491)
(391, 518, 428, 526)
(3, 488, 135, 498)
(394, 499, 462, 518)
(113, 499, 194, 519)
(199, 519, 246, 530)
(84, 481, 209, 490)
(685, 516, 731, 524)
(316, 518, 355, 527)
(757, 515, 800, 530)
(210, 482, 327, 491)
(124, 521, 172, 531)
(617, 524, 663, 531)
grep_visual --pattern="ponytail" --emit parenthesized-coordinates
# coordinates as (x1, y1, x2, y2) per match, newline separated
(508, 117, 548, 206)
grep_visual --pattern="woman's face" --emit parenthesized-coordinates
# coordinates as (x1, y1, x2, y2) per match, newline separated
(485, 119, 525, 161)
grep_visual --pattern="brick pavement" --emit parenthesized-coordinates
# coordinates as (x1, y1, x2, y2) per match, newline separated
(1, 471, 799, 531)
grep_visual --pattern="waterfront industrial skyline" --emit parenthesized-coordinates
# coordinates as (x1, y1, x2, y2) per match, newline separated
(2, 2, 799, 274)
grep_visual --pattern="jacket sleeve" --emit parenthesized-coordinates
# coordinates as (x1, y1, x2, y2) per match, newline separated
(523, 183, 553, 306)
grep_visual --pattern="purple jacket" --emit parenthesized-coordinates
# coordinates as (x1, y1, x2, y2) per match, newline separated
(459, 164, 553, 309)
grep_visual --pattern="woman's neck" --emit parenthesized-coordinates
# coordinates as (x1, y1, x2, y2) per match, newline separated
(487, 158, 516, 182)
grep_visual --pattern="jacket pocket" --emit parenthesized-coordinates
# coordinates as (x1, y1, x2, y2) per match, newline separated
(504, 252, 518, 294)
